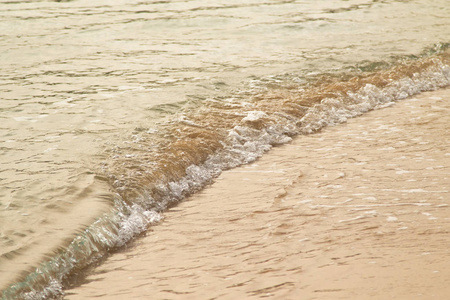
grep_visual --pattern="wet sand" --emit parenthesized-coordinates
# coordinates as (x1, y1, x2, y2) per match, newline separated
(65, 88, 450, 300)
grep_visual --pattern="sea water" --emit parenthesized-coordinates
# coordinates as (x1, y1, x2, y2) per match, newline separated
(0, 0, 449, 298)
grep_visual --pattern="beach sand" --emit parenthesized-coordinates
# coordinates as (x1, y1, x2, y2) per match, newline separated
(65, 88, 450, 300)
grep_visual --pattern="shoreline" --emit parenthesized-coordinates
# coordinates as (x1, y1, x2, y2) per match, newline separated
(66, 88, 449, 299)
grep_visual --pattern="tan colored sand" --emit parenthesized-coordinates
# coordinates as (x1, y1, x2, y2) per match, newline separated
(65, 88, 450, 300)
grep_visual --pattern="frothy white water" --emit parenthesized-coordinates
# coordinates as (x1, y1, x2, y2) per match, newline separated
(6, 57, 449, 300)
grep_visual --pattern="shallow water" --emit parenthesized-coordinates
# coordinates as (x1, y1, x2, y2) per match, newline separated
(65, 88, 450, 300)
(1, 0, 449, 298)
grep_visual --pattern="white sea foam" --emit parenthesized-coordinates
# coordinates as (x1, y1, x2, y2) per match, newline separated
(386, 216, 398, 222)
(300, 63, 450, 135)
(243, 110, 268, 121)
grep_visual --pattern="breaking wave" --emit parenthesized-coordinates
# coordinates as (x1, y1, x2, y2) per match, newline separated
(2, 49, 450, 300)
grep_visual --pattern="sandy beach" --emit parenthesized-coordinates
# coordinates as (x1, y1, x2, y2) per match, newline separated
(65, 88, 450, 300)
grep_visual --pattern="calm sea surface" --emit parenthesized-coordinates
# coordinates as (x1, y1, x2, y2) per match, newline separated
(1, 0, 449, 298)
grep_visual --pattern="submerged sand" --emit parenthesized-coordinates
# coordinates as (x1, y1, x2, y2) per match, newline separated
(65, 88, 450, 300)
